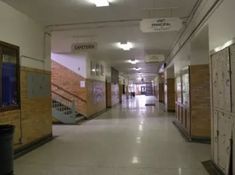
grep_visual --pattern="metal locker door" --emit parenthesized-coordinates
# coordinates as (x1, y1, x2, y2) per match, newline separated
(230, 44, 235, 113)
(218, 112, 233, 173)
(218, 51, 225, 110)
(221, 48, 231, 112)
(211, 52, 220, 109)
(213, 110, 219, 165)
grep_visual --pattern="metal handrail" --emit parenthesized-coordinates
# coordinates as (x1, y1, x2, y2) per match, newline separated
(52, 83, 87, 103)
(52, 92, 76, 118)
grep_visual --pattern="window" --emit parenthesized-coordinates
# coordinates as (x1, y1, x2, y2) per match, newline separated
(0, 41, 20, 111)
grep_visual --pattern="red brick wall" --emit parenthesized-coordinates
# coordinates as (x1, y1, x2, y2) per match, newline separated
(51, 61, 87, 115)
(52, 61, 106, 117)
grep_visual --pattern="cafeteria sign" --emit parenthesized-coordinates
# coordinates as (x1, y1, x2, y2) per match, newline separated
(140, 17, 183, 33)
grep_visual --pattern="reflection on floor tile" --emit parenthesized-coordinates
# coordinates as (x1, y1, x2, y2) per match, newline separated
(15, 96, 210, 175)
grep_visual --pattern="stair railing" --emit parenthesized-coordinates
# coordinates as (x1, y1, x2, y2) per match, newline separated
(52, 91, 77, 118)
(51, 83, 87, 116)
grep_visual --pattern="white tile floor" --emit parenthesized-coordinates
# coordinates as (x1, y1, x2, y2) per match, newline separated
(15, 96, 210, 175)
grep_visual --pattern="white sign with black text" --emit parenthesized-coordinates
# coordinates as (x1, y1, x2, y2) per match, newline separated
(140, 18, 183, 33)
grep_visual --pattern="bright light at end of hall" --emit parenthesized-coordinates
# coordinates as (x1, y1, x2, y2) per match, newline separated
(117, 42, 134, 51)
(89, 0, 110, 7)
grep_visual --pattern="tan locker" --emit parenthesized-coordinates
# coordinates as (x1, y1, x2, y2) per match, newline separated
(217, 112, 232, 173)
(217, 51, 225, 109)
(221, 49, 231, 112)
(212, 49, 231, 112)
(230, 44, 235, 113)
(213, 110, 219, 165)
(211, 52, 220, 108)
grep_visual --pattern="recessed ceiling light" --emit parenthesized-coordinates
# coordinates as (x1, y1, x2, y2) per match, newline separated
(90, 0, 110, 7)
(127, 59, 139, 64)
(117, 42, 134, 51)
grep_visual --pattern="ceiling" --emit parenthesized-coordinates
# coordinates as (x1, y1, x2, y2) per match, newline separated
(2, 0, 199, 82)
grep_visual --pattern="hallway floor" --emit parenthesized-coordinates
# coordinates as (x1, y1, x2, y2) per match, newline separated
(15, 96, 210, 175)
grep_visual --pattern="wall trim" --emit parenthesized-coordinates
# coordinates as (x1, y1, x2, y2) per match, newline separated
(14, 133, 53, 159)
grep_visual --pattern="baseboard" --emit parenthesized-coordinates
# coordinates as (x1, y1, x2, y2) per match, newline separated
(14, 133, 54, 159)
(167, 109, 175, 113)
(202, 160, 225, 175)
(172, 120, 210, 144)
(85, 108, 109, 120)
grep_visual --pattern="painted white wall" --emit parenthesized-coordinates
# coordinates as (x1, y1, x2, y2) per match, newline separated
(51, 53, 87, 78)
(173, 42, 191, 75)
(86, 53, 110, 82)
(191, 27, 209, 65)
(0, 1, 49, 70)
(208, 0, 235, 51)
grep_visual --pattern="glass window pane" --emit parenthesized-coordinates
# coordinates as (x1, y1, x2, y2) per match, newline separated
(1, 47, 18, 107)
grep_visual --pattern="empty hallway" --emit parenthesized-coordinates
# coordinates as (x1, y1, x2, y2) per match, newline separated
(0, 0, 235, 174)
(15, 96, 210, 175)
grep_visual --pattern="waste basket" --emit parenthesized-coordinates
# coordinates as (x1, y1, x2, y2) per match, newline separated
(0, 125, 15, 175)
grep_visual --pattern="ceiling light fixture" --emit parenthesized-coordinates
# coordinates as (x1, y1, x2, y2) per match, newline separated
(127, 59, 139, 64)
(117, 42, 134, 51)
(132, 67, 142, 71)
(90, 0, 110, 7)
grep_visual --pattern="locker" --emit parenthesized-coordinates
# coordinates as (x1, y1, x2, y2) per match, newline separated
(217, 112, 232, 173)
(230, 44, 235, 113)
(212, 49, 231, 112)
(221, 49, 231, 112)
(213, 110, 219, 165)
(211, 52, 220, 108)
(211, 43, 235, 173)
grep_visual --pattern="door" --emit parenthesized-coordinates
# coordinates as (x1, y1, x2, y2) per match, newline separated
(141, 86, 146, 95)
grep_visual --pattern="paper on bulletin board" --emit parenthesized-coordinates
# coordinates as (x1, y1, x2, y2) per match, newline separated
(80, 81, 86, 88)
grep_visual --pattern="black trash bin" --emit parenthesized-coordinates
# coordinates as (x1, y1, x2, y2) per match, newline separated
(0, 125, 15, 175)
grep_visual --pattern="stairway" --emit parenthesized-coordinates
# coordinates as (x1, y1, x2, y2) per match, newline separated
(52, 99, 84, 124)
(51, 83, 86, 125)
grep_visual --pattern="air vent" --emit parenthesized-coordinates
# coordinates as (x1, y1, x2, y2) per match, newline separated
(72, 42, 97, 51)
(145, 54, 165, 63)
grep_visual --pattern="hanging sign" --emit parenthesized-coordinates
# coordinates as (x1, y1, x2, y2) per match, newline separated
(72, 42, 97, 51)
(140, 17, 183, 33)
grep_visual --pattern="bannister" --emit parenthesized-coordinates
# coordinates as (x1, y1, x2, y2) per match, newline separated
(52, 91, 72, 103)
(52, 82, 87, 103)
(52, 91, 77, 120)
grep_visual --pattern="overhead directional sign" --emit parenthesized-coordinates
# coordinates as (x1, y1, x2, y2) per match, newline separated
(72, 42, 97, 51)
(140, 17, 183, 33)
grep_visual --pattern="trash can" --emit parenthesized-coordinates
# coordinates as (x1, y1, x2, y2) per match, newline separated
(0, 125, 15, 175)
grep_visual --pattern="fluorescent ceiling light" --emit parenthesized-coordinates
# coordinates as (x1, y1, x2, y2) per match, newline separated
(90, 0, 109, 7)
(117, 42, 134, 51)
(127, 59, 139, 64)
(132, 67, 141, 71)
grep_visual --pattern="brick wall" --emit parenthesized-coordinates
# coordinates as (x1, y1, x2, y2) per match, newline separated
(0, 67, 52, 150)
(190, 65, 211, 137)
(165, 78, 175, 111)
(52, 60, 106, 117)
(51, 61, 87, 116)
